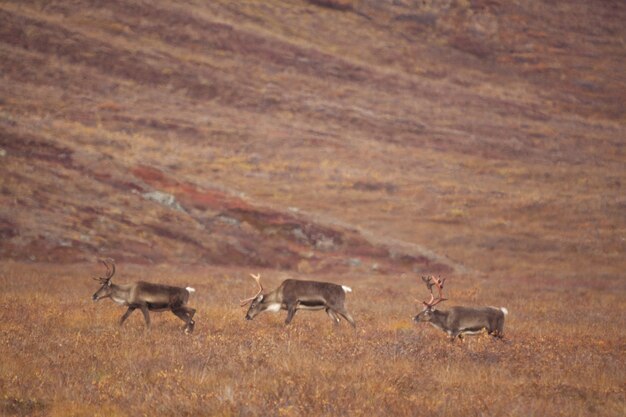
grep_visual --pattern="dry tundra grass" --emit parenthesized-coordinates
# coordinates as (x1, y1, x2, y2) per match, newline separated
(1, 261, 623, 416)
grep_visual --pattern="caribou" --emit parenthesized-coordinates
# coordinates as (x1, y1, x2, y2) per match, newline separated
(91, 259, 197, 333)
(241, 273, 356, 327)
(413, 276, 508, 341)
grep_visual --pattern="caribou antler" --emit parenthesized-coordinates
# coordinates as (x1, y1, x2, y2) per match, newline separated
(94, 258, 116, 283)
(421, 275, 435, 293)
(421, 275, 447, 308)
(240, 273, 264, 307)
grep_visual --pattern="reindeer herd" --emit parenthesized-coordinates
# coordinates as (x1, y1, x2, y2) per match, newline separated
(91, 259, 508, 342)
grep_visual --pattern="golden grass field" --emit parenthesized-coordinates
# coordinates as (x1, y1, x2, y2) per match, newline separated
(1, 0, 625, 416)
(0, 261, 624, 416)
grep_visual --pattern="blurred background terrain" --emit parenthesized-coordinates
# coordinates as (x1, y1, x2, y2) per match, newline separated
(1, 0, 624, 281)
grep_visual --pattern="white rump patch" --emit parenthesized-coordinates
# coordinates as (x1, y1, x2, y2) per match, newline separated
(341, 285, 352, 293)
(500, 307, 509, 315)
(186, 287, 196, 293)
(266, 303, 281, 312)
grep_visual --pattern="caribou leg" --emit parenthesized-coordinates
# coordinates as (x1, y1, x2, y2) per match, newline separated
(491, 329, 504, 340)
(285, 304, 297, 324)
(139, 305, 151, 329)
(326, 308, 341, 325)
(449, 331, 462, 342)
(336, 308, 356, 328)
(172, 307, 195, 333)
(119, 306, 136, 326)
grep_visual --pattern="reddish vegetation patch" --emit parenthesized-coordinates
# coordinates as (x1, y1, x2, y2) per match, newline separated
(128, 164, 452, 272)
(133, 164, 251, 211)
(179, 184, 252, 212)
(132, 165, 178, 188)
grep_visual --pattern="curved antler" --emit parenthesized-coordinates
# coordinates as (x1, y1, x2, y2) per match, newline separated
(421, 275, 447, 308)
(95, 258, 116, 283)
(240, 273, 263, 307)
(422, 275, 434, 292)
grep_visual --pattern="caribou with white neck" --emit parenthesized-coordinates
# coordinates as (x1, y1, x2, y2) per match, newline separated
(241, 273, 356, 327)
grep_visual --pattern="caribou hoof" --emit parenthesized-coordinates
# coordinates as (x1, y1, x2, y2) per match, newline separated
(185, 320, 195, 334)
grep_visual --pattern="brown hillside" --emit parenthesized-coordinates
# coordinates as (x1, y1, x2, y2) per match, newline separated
(1, 0, 624, 281)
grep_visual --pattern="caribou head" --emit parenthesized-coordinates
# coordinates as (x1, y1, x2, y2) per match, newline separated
(240, 273, 266, 321)
(413, 275, 447, 323)
(91, 258, 116, 301)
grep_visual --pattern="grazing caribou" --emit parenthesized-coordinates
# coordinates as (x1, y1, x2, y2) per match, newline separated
(241, 273, 356, 327)
(413, 276, 508, 341)
(91, 259, 197, 333)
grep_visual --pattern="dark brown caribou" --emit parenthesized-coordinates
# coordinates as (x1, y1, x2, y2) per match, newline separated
(413, 276, 508, 341)
(241, 273, 356, 327)
(91, 259, 197, 333)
